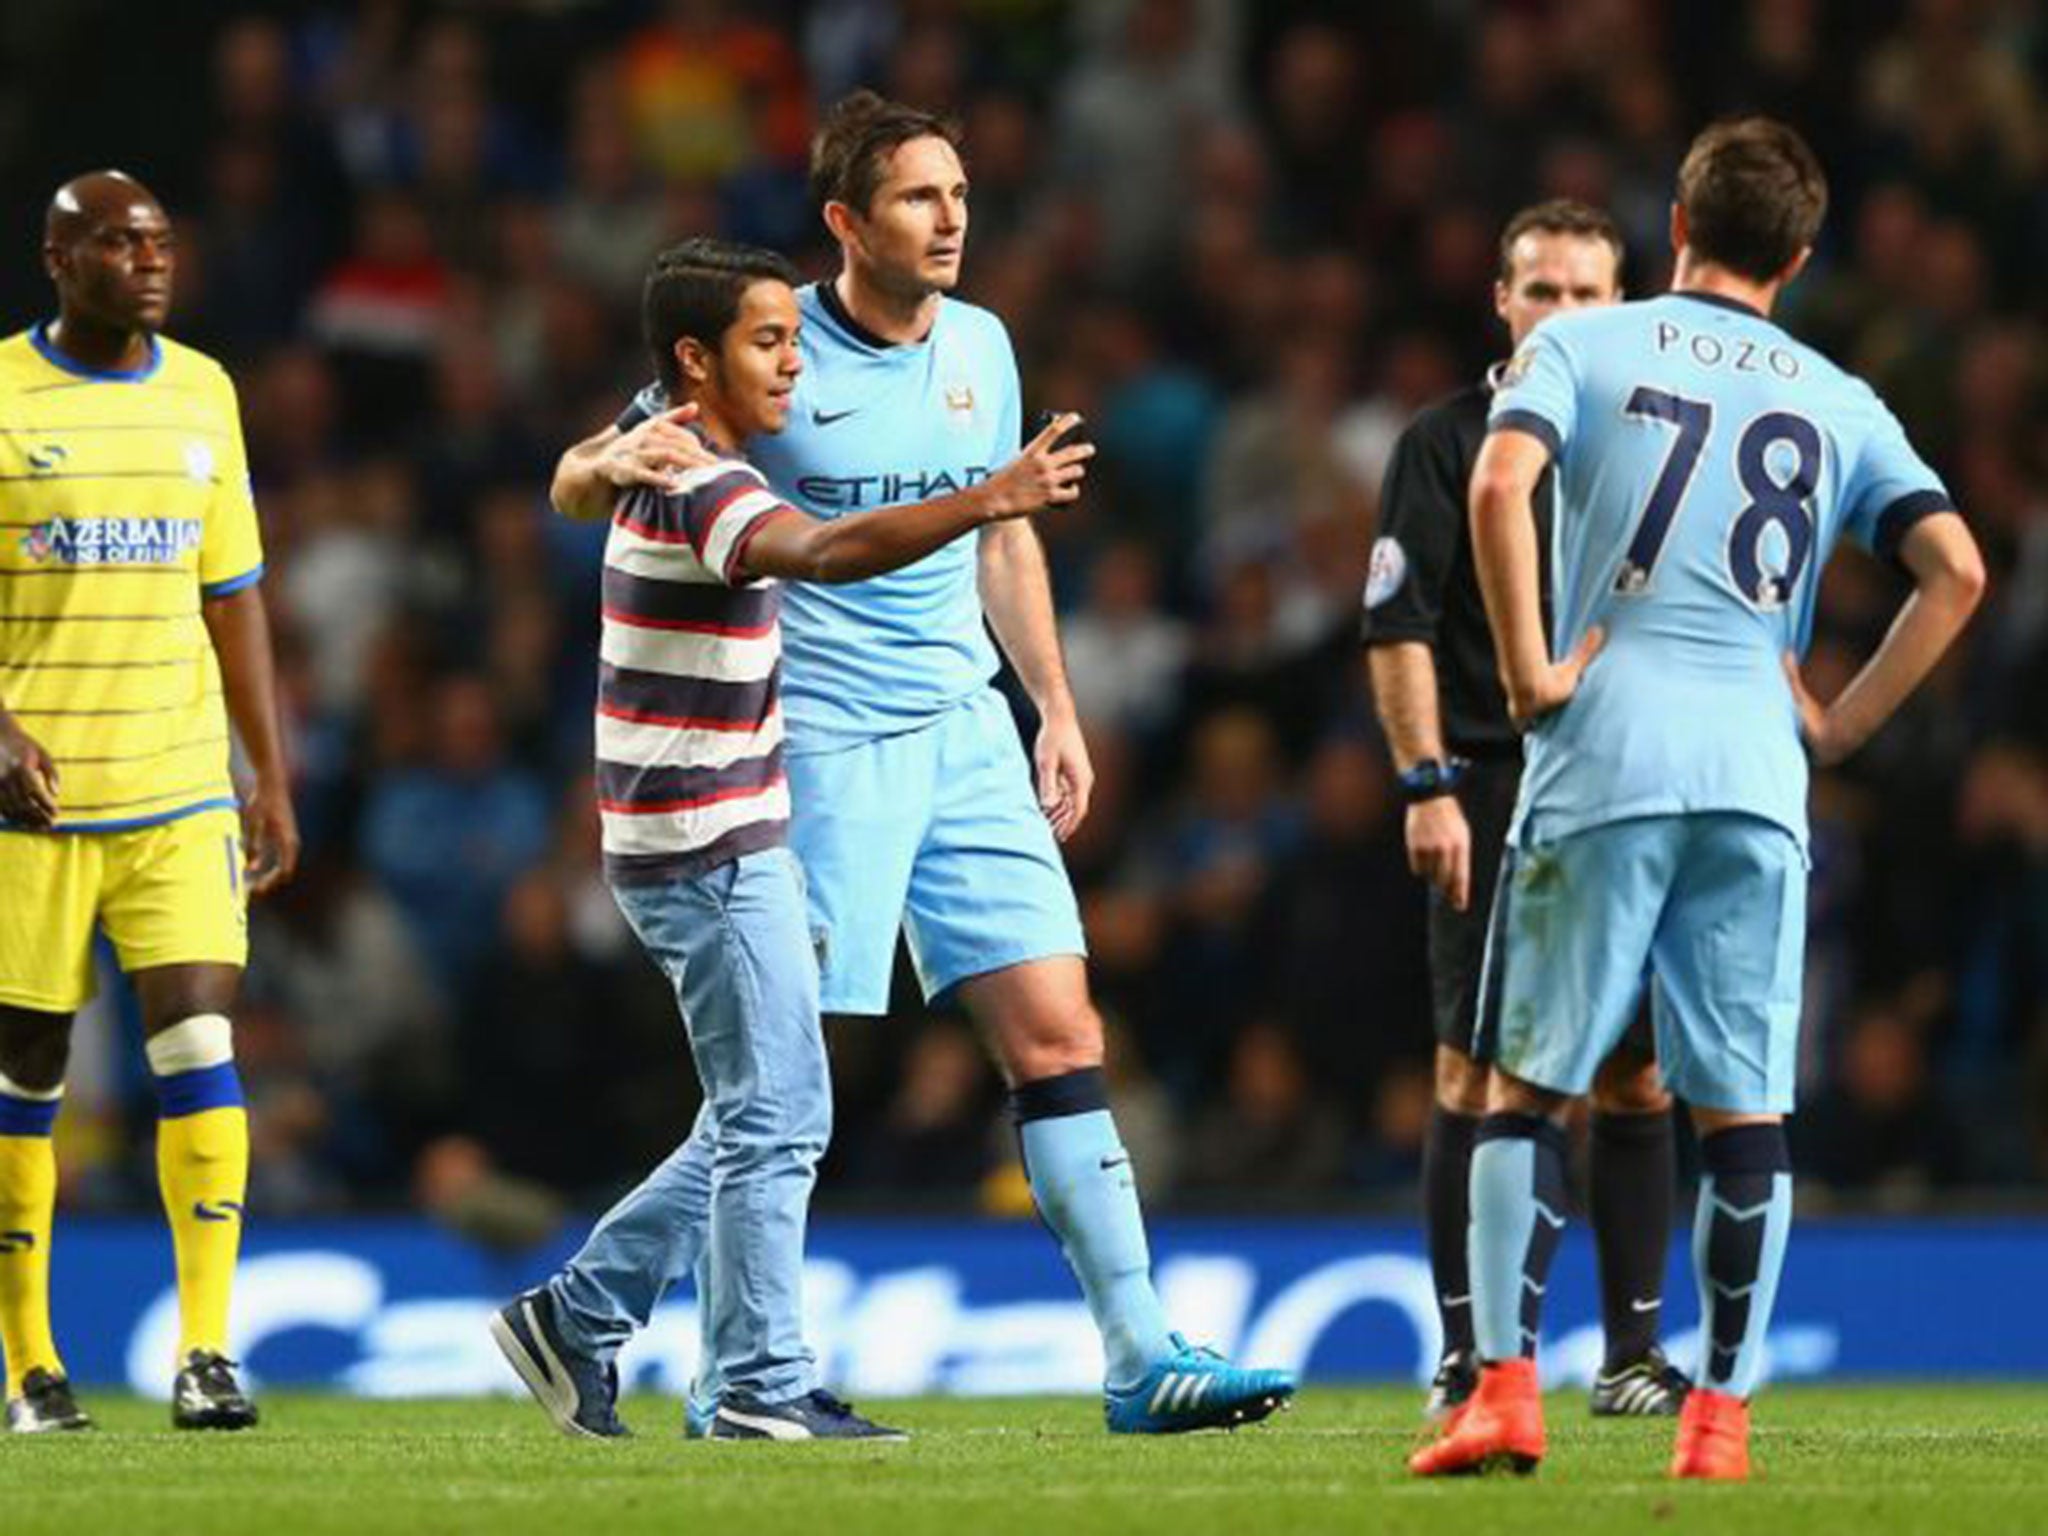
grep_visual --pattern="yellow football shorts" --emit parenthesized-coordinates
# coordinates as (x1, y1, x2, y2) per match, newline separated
(0, 807, 248, 1014)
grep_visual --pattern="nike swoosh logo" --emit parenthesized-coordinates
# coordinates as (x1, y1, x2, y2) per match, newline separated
(811, 408, 858, 426)
(193, 1200, 244, 1224)
(1629, 1297, 1662, 1313)
(1099, 1154, 1131, 1171)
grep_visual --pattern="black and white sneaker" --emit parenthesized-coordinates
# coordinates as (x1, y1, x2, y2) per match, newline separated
(6, 1368, 92, 1433)
(710, 1389, 908, 1442)
(1424, 1348, 1478, 1421)
(172, 1349, 259, 1430)
(490, 1287, 628, 1439)
(1590, 1346, 1692, 1417)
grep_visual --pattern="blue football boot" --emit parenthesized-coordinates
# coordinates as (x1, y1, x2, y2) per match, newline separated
(1104, 1334, 1297, 1434)
(489, 1286, 629, 1439)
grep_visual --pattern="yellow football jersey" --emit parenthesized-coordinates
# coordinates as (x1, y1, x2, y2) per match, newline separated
(0, 325, 263, 831)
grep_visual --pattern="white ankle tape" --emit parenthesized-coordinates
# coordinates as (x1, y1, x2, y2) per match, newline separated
(0, 1070, 62, 1102)
(145, 1014, 236, 1076)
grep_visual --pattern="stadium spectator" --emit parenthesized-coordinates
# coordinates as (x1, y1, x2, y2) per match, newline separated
(245, 850, 450, 1190)
(1148, 709, 1301, 1101)
(554, 68, 669, 309)
(621, 1, 810, 179)
(1257, 732, 1424, 1097)
(1059, 541, 1190, 742)
(848, 1022, 1004, 1197)
(358, 675, 550, 992)
(1052, 0, 1240, 289)
(1798, 1002, 1970, 1201)
(1184, 1022, 1346, 1200)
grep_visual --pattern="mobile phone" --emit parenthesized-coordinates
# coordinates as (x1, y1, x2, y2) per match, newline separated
(1028, 409, 1091, 451)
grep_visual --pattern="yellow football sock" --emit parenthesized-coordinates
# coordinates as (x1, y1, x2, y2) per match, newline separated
(0, 1130, 62, 1397)
(157, 1105, 249, 1359)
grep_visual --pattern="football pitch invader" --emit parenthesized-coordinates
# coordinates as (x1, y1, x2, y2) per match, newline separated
(545, 89, 1296, 1437)
(494, 234, 1093, 1441)
(0, 172, 299, 1433)
(1409, 117, 1984, 1482)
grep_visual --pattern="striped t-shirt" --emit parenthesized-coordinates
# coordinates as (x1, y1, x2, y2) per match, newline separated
(597, 451, 794, 884)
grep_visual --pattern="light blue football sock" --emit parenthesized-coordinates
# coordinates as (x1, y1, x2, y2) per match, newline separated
(1014, 1068, 1174, 1391)
(1694, 1123, 1793, 1399)
(1469, 1114, 1570, 1363)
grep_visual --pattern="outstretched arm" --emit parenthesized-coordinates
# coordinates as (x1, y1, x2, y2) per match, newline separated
(1786, 512, 1985, 765)
(742, 413, 1090, 588)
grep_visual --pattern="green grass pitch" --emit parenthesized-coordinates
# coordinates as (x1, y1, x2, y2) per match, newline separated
(4, 1387, 2046, 1535)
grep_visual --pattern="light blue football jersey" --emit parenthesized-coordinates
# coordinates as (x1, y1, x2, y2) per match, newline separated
(1488, 290, 1952, 847)
(622, 282, 1023, 749)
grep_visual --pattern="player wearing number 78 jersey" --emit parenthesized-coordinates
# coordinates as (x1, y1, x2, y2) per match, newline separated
(1409, 117, 1985, 1483)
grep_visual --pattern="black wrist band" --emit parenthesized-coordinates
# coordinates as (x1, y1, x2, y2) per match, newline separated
(1398, 757, 1469, 804)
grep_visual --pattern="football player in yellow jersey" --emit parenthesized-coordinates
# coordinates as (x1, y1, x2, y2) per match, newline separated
(0, 171, 298, 1432)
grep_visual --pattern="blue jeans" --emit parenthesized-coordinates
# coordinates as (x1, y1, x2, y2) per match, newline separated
(547, 848, 829, 1404)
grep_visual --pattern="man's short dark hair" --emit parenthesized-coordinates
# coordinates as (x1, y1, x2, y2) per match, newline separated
(810, 89, 963, 216)
(643, 237, 798, 394)
(1677, 116, 1827, 283)
(1497, 199, 1625, 284)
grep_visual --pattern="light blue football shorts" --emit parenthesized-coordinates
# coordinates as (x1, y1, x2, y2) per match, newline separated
(1478, 811, 1807, 1114)
(785, 686, 1088, 1016)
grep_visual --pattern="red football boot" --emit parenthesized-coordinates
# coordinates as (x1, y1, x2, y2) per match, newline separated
(1408, 1358, 1545, 1476)
(1670, 1388, 1751, 1481)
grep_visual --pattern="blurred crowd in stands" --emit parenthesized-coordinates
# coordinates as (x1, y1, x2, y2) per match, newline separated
(6, 0, 2046, 1228)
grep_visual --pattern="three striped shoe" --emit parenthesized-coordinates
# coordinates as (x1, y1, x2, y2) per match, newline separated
(1104, 1334, 1297, 1434)
(1590, 1345, 1692, 1418)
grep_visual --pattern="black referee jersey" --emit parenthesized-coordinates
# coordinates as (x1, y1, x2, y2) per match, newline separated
(1359, 374, 1552, 757)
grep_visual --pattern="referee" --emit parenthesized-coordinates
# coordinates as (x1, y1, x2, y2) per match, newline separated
(1363, 201, 1688, 1420)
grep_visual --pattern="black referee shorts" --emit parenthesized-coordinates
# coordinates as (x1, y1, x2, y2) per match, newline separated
(1427, 757, 1519, 1060)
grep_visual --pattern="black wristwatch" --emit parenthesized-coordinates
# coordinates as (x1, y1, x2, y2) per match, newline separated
(1397, 757, 1469, 804)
